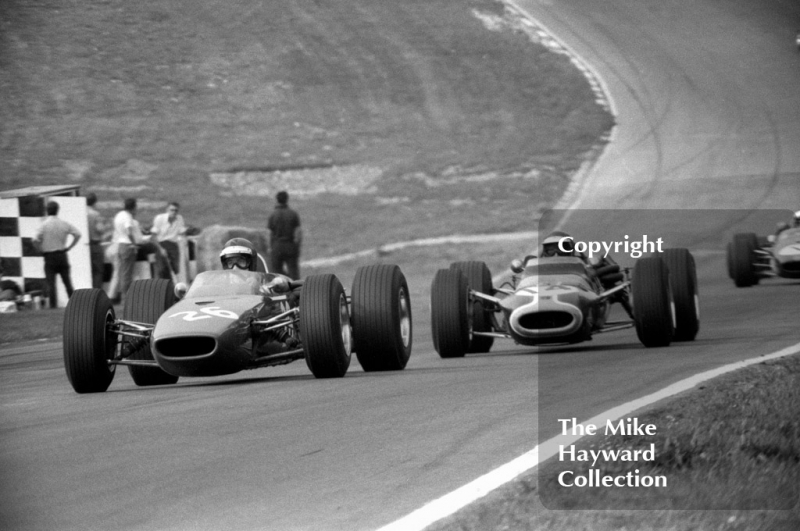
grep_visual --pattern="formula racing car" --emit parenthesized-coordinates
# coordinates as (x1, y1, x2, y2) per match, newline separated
(63, 264, 412, 393)
(430, 249, 699, 356)
(727, 228, 800, 287)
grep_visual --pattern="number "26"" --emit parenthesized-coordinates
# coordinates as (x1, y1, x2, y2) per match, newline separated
(169, 307, 238, 321)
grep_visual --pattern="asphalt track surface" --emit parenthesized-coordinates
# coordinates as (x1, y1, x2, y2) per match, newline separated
(2, 0, 799, 530)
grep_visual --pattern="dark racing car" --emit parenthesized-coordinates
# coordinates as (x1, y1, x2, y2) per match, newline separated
(430, 249, 699, 357)
(63, 264, 412, 393)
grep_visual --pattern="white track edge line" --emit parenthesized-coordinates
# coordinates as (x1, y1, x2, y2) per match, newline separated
(375, 341, 800, 531)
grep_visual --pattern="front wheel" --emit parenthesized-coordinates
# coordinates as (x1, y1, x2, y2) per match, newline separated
(300, 274, 352, 378)
(124, 279, 179, 386)
(430, 268, 469, 358)
(351, 264, 412, 371)
(632, 257, 674, 348)
(728, 233, 759, 287)
(449, 261, 494, 353)
(63, 289, 117, 393)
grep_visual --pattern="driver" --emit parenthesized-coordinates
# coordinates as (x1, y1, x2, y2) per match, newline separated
(540, 231, 576, 257)
(219, 238, 268, 272)
(774, 210, 800, 238)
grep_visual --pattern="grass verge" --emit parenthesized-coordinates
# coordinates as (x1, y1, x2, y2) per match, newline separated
(0, 0, 612, 258)
(429, 354, 800, 531)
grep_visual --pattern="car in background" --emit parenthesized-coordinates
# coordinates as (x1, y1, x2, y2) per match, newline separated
(727, 227, 800, 287)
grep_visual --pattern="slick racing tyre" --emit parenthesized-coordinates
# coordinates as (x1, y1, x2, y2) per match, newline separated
(124, 279, 180, 386)
(632, 256, 674, 348)
(351, 264, 412, 371)
(63, 289, 117, 393)
(449, 261, 494, 353)
(430, 268, 470, 358)
(728, 233, 759, 287)
(300, 274, 352, 378)
(662, 248, 699, 341)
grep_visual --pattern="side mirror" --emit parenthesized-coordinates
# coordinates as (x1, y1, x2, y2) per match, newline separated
(510, 259, 524, 274)
(174, 282, 188, 300)
(767, 234, 776, 243)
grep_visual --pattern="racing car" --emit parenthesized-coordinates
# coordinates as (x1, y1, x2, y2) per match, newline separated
(430, 249, 699, 356)
(727, 228, 800, 287)
(63, 264, 412, 393)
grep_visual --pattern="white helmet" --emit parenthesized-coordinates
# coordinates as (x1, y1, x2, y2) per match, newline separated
(219, 238, 257, 271)
(540, 231, 574, 257)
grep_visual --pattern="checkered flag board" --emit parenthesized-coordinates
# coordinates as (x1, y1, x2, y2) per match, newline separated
(0, 196, 47, 296)
(1, 196, 91, 307)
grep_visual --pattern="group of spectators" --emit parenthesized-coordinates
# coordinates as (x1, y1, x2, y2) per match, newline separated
(27, 196, 188, 308)
(26, 190, 303, 308)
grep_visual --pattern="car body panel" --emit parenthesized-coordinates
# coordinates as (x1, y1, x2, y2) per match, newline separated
(497, 257, 611, 345)
(772, 227, 800, 278)
(151, 270, 292, 377)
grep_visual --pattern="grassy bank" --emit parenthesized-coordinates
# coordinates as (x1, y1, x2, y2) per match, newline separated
(0, 0, 612, 258)
(430, 354, 800, 531)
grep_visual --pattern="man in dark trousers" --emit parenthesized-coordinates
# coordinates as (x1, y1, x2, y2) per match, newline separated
(33, 201, 82, 308)
(267, 190, 302, 279)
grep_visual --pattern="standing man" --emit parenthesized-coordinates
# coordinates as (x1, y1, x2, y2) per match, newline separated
(151, 201, 186, 276)
(267, 190, 302, 279)
(85, 192, 107, 290)
(33, 201, 82, 308)
(113, 198, 143, 303)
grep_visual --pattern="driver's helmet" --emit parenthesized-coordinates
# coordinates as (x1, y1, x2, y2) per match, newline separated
(793, 210, 800, 227)
(540, 231, 575, 257)
(220, 238, 258, 271)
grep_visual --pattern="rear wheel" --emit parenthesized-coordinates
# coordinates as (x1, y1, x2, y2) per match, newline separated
(662, 248, 699, 341)
(300, 274, 351, 378)
(351, 264, 412, 371)
(124, 279, 179, 386)
(729, 233, 759, 287)
(430, 268, 469, 358)
(449, 261, 494, 353)
(632, 257, 674, 348)
(63, 289, 117, 393)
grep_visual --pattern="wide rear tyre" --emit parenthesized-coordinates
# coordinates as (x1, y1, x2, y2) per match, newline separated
(124, 279, 179, 386)
(449, 261, 494, 353)
(662, 248, 699, 341)
(63, 289, 117, 393)
(632, 257, 674, 348)
(351, 264, 412, 372)
(431, 268, 469, 358)
(729, 233, 759, 287)
(300, 274, 351, 378)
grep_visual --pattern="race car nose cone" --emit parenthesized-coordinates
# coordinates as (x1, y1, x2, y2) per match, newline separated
(508, 298, 583, 339)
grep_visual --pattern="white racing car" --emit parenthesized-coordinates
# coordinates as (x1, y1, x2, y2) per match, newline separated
(727, 226, 800, 287)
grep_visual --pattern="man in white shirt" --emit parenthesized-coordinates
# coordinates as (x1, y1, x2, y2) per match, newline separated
(113, 198, 143, 302)
(151, 202, 186, 275)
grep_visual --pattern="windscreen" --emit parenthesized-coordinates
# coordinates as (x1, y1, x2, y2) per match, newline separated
(185, 270, 266, 298)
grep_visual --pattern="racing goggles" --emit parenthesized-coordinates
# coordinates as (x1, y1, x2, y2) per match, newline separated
(223, 255, 251, 269)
